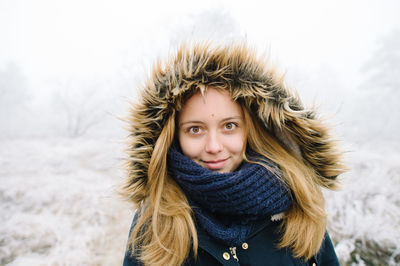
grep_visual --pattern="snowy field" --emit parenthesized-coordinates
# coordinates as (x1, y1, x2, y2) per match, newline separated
(0, 137, 134, 265)
(325, 140, 400, 265)
(1, 135, 399, 265)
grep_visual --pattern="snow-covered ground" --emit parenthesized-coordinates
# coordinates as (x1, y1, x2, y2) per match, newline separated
(326, 140, 400, 265)
(0, 137, 134, 265)
(1, 135, 399, 265)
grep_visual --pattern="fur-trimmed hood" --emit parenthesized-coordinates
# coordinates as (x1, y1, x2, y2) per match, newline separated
(124, 43, 346, 203)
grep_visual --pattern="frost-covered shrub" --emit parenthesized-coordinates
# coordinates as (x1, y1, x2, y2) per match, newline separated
(326, 141, 400, 266)
(0, 138, 132, 266)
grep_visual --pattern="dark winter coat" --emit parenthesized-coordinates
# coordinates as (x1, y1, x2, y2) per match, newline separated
(123, 216, 340, 266)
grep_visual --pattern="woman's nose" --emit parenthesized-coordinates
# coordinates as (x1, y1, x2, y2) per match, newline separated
(205, 132, 223, 153)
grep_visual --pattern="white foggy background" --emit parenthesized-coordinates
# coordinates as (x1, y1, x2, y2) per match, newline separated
(1, 0, 399, 265)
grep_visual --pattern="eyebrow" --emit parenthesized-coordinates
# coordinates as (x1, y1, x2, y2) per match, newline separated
(179, 116, 243, 127)
(221, 116, 243, 122)
(179, 120, 204, 127)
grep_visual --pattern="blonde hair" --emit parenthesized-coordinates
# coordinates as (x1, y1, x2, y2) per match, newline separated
(125, 88, 335, 265)
(242, 106, 328, 259)
(126, 113, 198, 266)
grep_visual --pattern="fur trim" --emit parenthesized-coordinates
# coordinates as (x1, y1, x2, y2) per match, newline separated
(124, 43, 346, 201)
(271, 212, 285, 222)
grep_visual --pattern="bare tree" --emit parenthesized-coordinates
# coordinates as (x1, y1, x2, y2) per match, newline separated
(358, 29, 400, 140)
(0, 63, 30, 137)
(362, 29, 400, 91)
(169, 8, 244, 46)
(52, 77, 110, 138)
(0, 63, 28, 114)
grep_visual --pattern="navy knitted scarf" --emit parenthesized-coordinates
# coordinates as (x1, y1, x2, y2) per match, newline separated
(167, 142, 292, 246)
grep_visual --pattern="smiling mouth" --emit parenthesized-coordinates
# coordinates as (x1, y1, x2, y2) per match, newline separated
(201, 158, 228, 170)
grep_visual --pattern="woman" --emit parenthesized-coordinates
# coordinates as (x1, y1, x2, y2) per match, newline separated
(121, 43, 347, 265)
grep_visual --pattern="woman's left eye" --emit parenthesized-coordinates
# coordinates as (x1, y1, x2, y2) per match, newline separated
(224, 122, 237, 131)
(188, 126, 202, 134)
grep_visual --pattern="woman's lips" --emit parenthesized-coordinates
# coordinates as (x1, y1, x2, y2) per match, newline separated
(202, 158, 228, 170)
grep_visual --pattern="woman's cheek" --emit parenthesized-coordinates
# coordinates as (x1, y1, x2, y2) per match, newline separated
(225, 132, 246, 153)
(179, 136, 204, 159)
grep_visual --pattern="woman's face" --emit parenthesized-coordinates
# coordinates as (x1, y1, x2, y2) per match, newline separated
(178, 88, 246, 173)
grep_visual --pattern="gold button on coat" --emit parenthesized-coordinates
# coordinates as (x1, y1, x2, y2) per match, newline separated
(223, 252, 230, 260)
(242, 242, 249, 250)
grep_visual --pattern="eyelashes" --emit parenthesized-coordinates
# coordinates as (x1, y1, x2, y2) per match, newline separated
(185, 122, 239, 136)
(188, 126, 202, 134)
(224, 122, 237, 131)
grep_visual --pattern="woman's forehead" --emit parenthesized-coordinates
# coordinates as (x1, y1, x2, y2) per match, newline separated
(178, 88, 243, 123)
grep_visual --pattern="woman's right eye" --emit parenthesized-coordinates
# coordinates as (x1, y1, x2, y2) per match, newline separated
(188, 126, 202, 134)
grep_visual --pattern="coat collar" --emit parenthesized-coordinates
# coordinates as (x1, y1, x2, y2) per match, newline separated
(197, 218, 277, 249)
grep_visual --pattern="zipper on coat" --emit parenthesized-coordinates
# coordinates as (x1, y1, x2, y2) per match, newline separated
(229, 247, 239, 262)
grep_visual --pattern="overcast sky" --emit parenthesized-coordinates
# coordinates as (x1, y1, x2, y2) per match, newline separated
(1, 0, 399, 95)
